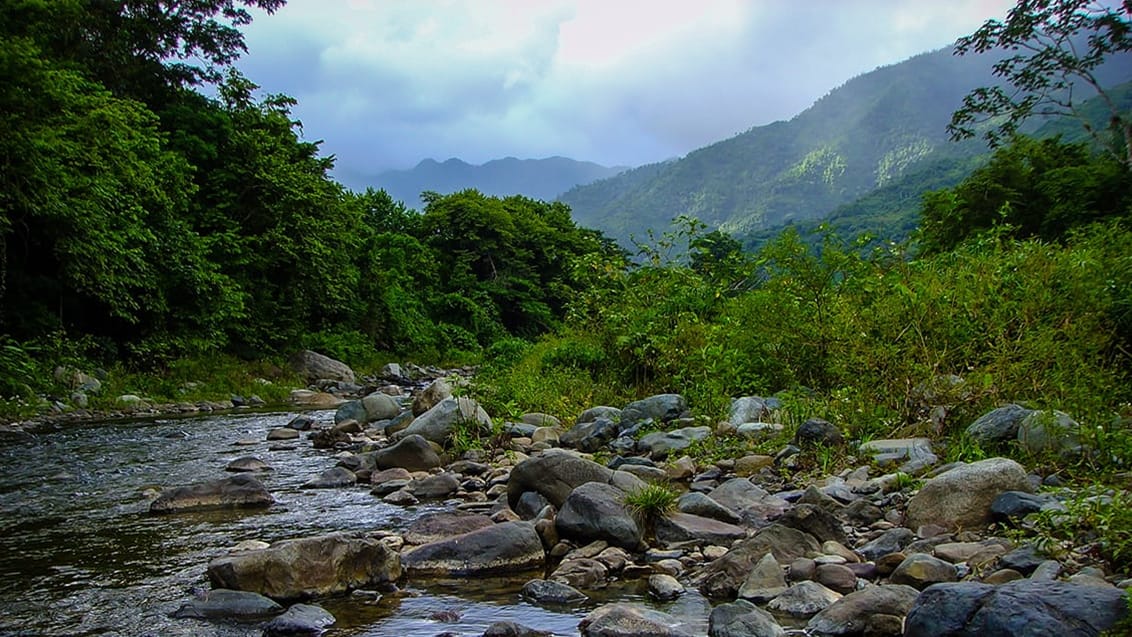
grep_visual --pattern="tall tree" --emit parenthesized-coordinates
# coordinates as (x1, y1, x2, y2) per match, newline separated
(949, 0, 1132, 169)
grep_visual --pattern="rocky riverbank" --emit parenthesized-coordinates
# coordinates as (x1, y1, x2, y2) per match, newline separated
(139, 351, 1130, 636)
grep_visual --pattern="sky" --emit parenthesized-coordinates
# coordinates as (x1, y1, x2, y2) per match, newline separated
(235, 0, 1018, 187)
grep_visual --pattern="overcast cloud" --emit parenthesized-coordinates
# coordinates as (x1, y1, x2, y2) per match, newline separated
(235, 0, 1017, 187)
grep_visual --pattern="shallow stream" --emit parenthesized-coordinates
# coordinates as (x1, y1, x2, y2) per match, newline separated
(0, 411, 708, 636)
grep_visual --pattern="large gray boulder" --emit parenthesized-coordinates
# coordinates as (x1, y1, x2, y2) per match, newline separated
(403, 512, 495, 546)
(291, 350, 355, 384)
(904, 580, 1129, 636)
(621, 394, 688, 427)
(150, 474, 273, 513)
(706, 478, 790, 527)
(507, 450, 646, 510)
(729, 396, 773, 426)
(370, 434, 441, 472)
(806, 584, 919, 636)
(1018, 410, 1084, 458)
(560, 417, 622, 452)
(691, 524, 821, 599)
(206, 533, 401, 601)
(556, 482, 643, 550)
(965, 404, 1034, 444)
(655, 512, 747, 546)
(394, 396, 491, 445)
(401, 521, 545, 576)
(362, 392, 401, 422)
(905, 457, 1032, 530)
(579, 603, 694, 637)
(677, 491, 742, 525)
(412, 378, 452, 416)
(261, 604, 336, 637)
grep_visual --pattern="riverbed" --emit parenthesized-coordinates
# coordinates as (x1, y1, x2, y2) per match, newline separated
(0, 411, 707, 636)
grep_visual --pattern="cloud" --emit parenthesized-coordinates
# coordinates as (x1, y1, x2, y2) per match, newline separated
(235, 0, 1016, 184)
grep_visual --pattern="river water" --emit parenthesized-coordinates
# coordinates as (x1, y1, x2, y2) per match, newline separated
(0, 411, 709, 636)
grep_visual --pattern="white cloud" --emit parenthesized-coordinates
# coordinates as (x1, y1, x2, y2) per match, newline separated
(236, 0, 1017, 184)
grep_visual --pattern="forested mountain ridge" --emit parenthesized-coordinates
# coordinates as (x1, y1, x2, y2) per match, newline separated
(560, 45, 1132, 247)
(365, 156, 628, 207)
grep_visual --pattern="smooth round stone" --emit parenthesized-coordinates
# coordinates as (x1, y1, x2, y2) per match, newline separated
(814, 554, 848, 565)
(648, 574, 685, 601)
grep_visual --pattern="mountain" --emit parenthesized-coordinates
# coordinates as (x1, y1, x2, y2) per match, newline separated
(365, 156, 629, 207)
(559, 45, 1132, 247)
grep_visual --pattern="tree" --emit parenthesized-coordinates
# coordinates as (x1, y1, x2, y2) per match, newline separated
(949, 0, 1132, 169)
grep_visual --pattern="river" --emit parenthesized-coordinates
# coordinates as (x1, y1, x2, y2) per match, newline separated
(0, 410, 709, 636)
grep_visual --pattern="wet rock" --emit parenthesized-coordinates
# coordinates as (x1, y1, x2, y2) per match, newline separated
(171, 588, 282, 621)
(677, 492, 742, 524)
(267, 428, 300, 441)
(904, 580, 1129, 636)
(291, 350, 354, 384)
(403, 512, 494, 545)
(301, 467, 356, 489)
(889, 553, 958, 589)
(708, 599, 784, 637)
(556, 482, 642, 550)
(401, 521, 544, 576)
(370, 434, 441, 472)
(905, 457, 1032, 531)
(550, 558, 609, 589)
(334, 400, 368, 426)
(806, 584, 919, 636)
(404, 472, 460, 500)
(655, 512, 746, 545)
(309, 429, 350, 449)
(261, 603, 335, 636)
(150, 474, 273, 513)
(521, 579, 588, 605)
(766, 581, 842, 618)
(395, 396, 492, 445)
(691, 524, 821, 599)
(482, 621, 553, 637)
(965, 404, 1033, 444)
(507, 450, 645, 510)
(737, 552, 787, 603)
(578, 603, 694, 637)
(206, 533, 400, 600)
(226, 456, 272, 473)
(648, 574, 685, 601)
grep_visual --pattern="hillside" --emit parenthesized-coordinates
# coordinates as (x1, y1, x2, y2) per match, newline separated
(560, 46, 1132, 247)
(367, 156, 628, 208)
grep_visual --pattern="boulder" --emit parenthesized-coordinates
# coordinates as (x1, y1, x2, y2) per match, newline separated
(370, 434, 441, 472)
(288, 390, 345, 409)
(521, 412, 561, 428)
(737, 552, 787, 603)
(794, 418, 843, 447)
(856, 527, 914, 562)
(621, 394, 689, 427)
(550, 558, 609, 589)
(412, 378, 451, 416)
(395, 396, 491, 445)
(691, 524, 822, 599)
(706, 478, 789, 527)
(267, 428, 300, 441)
(401, 521, 545, 576)
(859, 438, 936, 469)
(579, 603, 694, 637)
(170, 588, 282, 621)
(560, 417, 621, 452)
(261, 603, 335, 636)
(654, 512, 746, 546)
(777, 503, 847, 545)
(556, 482, 643, 550)
(403, 512, 495, 545)
(150, 474, 273, 513)
(300, 467, 356, 489)
(904, 580, 1129, 636)
(483, 621, 553, 637)
(309, 429, 350, 449)
(676, 491, 742, 524)
(206, 533, 401, 600)
(521, 579, 588, 605)
(708, 599, 784, 637)
(766, 581, 842, 618)
(362, 392, 401, 422)
(965, 404, 1033, 444)
(990, 490, 1057, 524)
(334, 400, 368, 425)
(637, 426, 712, 459)
(1018, 410, 1084, 458)
(806, 584, 919, 636)
(905, 457, 1032, 530)
(404, 472, 460, 499)
(291, 350, 355, 384)
(889, 553, 957, 590)
(507, 450, 645, 510)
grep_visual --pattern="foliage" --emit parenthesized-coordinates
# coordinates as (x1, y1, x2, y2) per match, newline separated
(622, 484, 679, 524)
(950, 0, 1132, 169)
(1009, 488, 1132, 572)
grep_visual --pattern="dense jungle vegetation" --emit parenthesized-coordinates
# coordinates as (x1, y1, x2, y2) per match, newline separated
(1, 0, 1131, 493)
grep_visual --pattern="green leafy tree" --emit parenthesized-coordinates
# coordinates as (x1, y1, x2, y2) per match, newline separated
(949, 0, 1132, 169)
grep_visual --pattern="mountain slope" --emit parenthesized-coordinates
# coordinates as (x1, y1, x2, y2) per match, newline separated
(560, 45, 1132, 247)
(367, 156, 628, 207)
